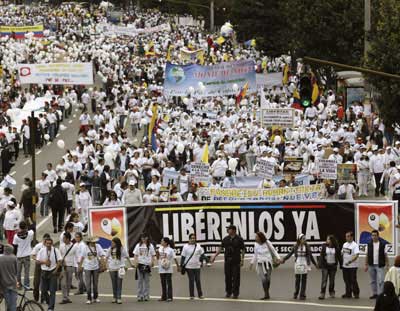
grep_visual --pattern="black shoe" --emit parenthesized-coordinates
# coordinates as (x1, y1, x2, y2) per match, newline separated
(354, 295, 360, 299)
(369, 295, 377, 299)
(299, 296, 306, 300)
(232, 296, 238, 299)
(53, 229, 57, 234)
(70, 285, 77, 289)
(60, 299, 71, 304)
(293, 295, 298, 299)
(225, 294, 232, 298)
(342, 294, 351, 298)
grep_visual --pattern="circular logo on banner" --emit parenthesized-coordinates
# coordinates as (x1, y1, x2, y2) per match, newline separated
(19, 67, 31, 77)
(167, 66, 185, 84)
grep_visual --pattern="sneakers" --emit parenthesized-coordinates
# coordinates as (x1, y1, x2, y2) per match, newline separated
(190, 297, 195, 300)
(116, 299, 122, 304)
(112, 299, 117, 303)
(329, 292, 335, 298)
(369, 295, 378, 299)
(86, 300, 92, 304)
(95, 298, 101, 303)
(60, 299, 72, 304)
(318, 294, 325, 300)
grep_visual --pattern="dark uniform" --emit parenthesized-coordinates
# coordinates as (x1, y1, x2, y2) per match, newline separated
(221, 234, 245, 298)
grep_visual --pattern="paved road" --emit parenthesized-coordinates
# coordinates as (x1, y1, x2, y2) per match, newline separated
(8, 259, 377, 311)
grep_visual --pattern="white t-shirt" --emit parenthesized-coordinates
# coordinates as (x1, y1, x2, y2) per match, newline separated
(373, 241, 379, 265)
(81, 244, 105, 270)
(342, 241, 360, 268)
(13, 230, 34, 258)
(133, 243, 156, 266)
(181, 243, 204, 269)
(60, 243, 78, 267)
(325, 247, 336, 264)
(106, 247, 129, 271)
(158, 246, 175, 274)
(37, 246, 62, 271)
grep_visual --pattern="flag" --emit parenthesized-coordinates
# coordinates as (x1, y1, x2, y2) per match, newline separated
(236, 82, 249, 105)
(148, 103, 158, 148)
(201, 142, 209, 163)
(292, 88, 302, 110)
(166, 44, 173, 62)
(311, 73, 320, 105)
(145, 41, 155, 57)
(216, 36, 225, 45)
(244, 39, 256, 47)
(196, 50, 205, 65)
(282, 64, 289, 85)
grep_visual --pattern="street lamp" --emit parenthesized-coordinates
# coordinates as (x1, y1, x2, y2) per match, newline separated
(158, 0, 215, 31)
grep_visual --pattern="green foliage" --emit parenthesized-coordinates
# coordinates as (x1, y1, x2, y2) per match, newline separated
(366, 0, 400, 126)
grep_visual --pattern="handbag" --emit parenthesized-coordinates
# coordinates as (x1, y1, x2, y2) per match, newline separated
(181, 244, 197, 275)
(118, 267, 126, 279)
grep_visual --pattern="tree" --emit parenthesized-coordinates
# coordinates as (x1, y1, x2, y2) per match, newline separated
(366, 0, 400, 127)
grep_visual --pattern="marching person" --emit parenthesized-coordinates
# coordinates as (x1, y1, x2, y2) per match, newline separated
(365, 230, 389, 299)
(133, 233, 156, 302)
(106, 237, 129, 304)
(181, 233, 205, 299)
(31, 233, 51, 303)
(374, 281, 400, 311)
(249, 231, 280, 300)
(36, 237, 62, 311)
(341, 231, 360, 299)
(281, 233, 318, 300)
(13, 221, 34, 289)
(79, 236, 105, 304)
(157, 237, 180, 302)
(3, 200, 21, 245)
(73, 232, 86, 296)
(211, 225, 245, 299)
(318, 235, 342, 299)
(48, 178, 68, 234)
(59, 232, 77, 305)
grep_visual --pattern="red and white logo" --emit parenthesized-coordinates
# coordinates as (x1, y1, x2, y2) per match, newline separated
(19, 67, 31, 77)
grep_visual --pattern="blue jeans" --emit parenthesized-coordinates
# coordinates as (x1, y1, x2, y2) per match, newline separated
(17, 256, 30, 287)
(40, 193, 49, 217)
(368, 265, 385, 295)
(41, 270, 58, 310)
(3, 288, 17, 311)
(109, 271, 122, 299)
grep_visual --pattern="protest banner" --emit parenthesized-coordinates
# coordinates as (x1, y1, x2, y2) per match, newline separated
(163, 60, 256, 97)
(190, 162, 210, 187)
(261, 108, 294, 128)
(198, 184, 325, 202)
(0, 24, 44, 38)
(17, 62, 94, 85)
(88, 207, 128, 252)
(337, 163, 357, 183)
(256, 73, 268, 90)
(162, 170, 180, 187)
(98, 23, 171, 37)
(317, 159, 337, 180)
(89, 200, 355, 255)
(283, 157, 303, 173)
(356, 203, 396, 255)
(255, 158, 274, 179)
(180, 48, 205, 63)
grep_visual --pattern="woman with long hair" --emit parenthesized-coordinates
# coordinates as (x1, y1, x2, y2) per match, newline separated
(374, 281, 400, 311)
(249, 232, 281, 300)
(106, 237, 129, 304)
(281, 233, 318, 300)
(384, 255, 400, 295)
(103, 191, 122, 206)
(157, 237, 180, 302)
(318, 235, 342, 299)
(133, 233, 156, 302)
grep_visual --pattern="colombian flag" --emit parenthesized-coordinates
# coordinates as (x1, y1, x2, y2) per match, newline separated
(148, 104, 158, 150)
(282, 64, 289, 85)
(236, 82, 249, 106)
(292, 88, 302, 110)
(311, 73, 320, 105)
(201, 142, 209, 164)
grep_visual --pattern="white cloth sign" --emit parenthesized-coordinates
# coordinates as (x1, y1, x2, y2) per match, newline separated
(317, 159, 338, 180)
(256, 158, 274, 179)
(261, 108, 294, 128)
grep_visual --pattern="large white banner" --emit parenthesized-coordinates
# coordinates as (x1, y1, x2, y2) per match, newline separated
(17, 63, 94, 85)
(261, 108, 294, 128)
(317, 159, 337, 180)
(98, 23, 171, 37)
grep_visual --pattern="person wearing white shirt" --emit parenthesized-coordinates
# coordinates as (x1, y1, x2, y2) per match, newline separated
(341, 232, 360, 298)
(249, 232, 280, 300)
(337, 183, 356, 200)
(328, 148, 343, 164)
(133, 234, 156, 302)
(146, 176, 161, 196)
(75, 183, 92, 224)
(3, 200, 21, 245)
(31, 233, 50, 302)
(364, 230, 389, 298)
(73, 232, 87, 295)
(13, 222, 34, 288)
(106, 237, 129, 304)
(181, 234, 205, 299)
(36, 173, 51, 217)
(157, 237, 180, 302)
(210, 155, 228, 179)
(79, 237, 105, 304)
(60, 232, 77, 304)
(370, 150, 386, 196)
(36, 238, 62, 311)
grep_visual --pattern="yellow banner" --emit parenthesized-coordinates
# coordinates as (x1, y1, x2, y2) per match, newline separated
(0, 25, 44, 33)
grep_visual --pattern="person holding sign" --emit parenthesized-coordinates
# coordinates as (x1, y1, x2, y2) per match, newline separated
(281, 234, 318, 300)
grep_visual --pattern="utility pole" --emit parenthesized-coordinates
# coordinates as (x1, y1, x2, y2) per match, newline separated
(29, 111, 38, 242)
(364, 0, 371, 94)
(210, 0, 214, 32)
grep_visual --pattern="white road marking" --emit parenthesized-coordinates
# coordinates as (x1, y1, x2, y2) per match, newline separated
(68, 120, 73, 124)
(47, 142, 51, 146)
(36, 150, 42, 155)
(51, 292, 372, 309)
(73, 114, 76, 118)
(23, 160, 30, 165)
(37, 213, 52, 229)
(56, 133, 60, 138)
(10, 171, 16, 176)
